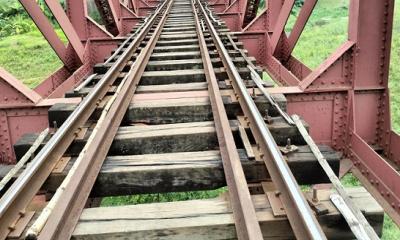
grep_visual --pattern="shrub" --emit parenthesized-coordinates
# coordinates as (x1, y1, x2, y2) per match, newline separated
(295, 0, 305, 7)
(0, 0, 65, 37)
(258, 0, 304, 14)
(0, 15, 35, 37)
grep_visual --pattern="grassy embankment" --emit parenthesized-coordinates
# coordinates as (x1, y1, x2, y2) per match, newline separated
(0, 30, 66, 88)
(0, 0, 399, 238)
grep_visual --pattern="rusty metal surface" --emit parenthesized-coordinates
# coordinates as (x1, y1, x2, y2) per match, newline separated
(197, 0, 327, 239)
(193, 1, 263, 239)
(0, 2, 165, 238)
(94, 0, 120, 36)
(230, 0, 400, 224)
(293, 114, 379, 239)
(242, 0, 260, 27)
(37, 1, 172, 238)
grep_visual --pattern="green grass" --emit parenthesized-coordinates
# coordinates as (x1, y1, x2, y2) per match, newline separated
(390, 2, 400, 133)
(0, 0, 400, 237)
(340, 173, 400, 239)
(288, 0, 349, 69)
(0, 29, 66, 88)
(341, 173, 361, 187)
(101, 188, 227, 206)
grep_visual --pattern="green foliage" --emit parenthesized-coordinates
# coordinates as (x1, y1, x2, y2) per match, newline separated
(87, 0, 104, 25)
(0, 0, 28, 18)
(341, 173, 361, 187)
(295, 0, 304, 8)
(0, 1, 32, 37)
(0, 16, 35, 37)
(383, 214, 400, 240)
(0, 0, 66, 38)
(390, 2, 400, 133)
(288, 1, 348, 68)
(259, 0, 303, 10)
(101, 188, 227, 207)
(259, 0, 266, 10)
(0, 30, 66, 88)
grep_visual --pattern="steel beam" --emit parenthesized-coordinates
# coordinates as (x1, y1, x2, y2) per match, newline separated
(270, 0, 295, 54)
(43, 0, 85, 63)
(18, 0, 74, 70)
(235, 0, 400, 226)
(285, 0, 317, 59)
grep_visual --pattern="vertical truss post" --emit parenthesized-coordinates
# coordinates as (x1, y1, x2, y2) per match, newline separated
(348, 0, 393, 149)
(346, 0, 400, 224)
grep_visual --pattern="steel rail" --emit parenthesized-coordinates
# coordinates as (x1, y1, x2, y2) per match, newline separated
(225, 34, 294, 125)
(223, 35, 297, 137)
(192, 1, 263, 239)
(0, 0, 169, 238)
(74, 73, 97, 92)
(35, 1, 173, 238)
(248, 67, 295, 125)
(204, 3, 220, 25)
(196, 1, 327, 239)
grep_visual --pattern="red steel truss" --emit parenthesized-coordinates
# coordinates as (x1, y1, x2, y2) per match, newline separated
(1, 0, 400, 226)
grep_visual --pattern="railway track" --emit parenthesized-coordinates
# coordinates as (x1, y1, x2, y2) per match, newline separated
(0, 0, 384, 239)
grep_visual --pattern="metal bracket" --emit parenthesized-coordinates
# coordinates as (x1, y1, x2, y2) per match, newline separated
(7, 211, 35, 239)
(266, 191, 286, 217)
(305, 192, 329, 216)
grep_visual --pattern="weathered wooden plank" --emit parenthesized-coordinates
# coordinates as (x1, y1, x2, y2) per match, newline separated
(137, 82, 208, 93)
(148, 50, 245, 61)
(67, 72, 274, 98)
(48, 93, 286, 127)
(139, 70, 205, 85)
(153, 44, 199, 52)
(159, 33, 199, 40)
(38, 146, 340, 197)
(66, 81, 271, 97)
(144, 56, 254, 71)
(111, 121, 218, 155)
(138, 67, 251, 85)
(15, 120, 306, 160)
(71, 187, 383, 239)
(3, 146, 340, 197)
(156, 38, 199, 46)
(133, 78, 266, 94)
(153, 35, 235, 47)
